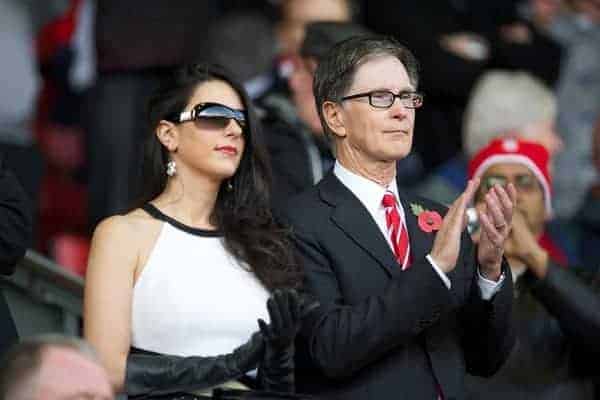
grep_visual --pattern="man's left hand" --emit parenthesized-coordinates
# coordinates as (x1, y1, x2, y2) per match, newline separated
(476, 183, 517, 280)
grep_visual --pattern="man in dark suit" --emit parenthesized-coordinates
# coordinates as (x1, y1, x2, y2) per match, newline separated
(285, 36, 517, 400)
(0, 153, 32, 357)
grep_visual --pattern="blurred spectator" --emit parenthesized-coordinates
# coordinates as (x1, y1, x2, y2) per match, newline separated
(35, 0, 95, 266)
(576, 114, 600, 272)
(198, 12, 278, 100)
(518, 0, 566, 31)
(87, 1, 225, 227)
(0, 0, 54, 235)
(0, 154, 32, 358)
(260, 22, 369, 211)
(466, 138, 600, 399)
(0, 335, 113, 400)
(275, 0, 354, 57)
(463, 71, 562, 157)
(416, 70, 582, 265)
(364, 1, 562, 172)
(547, 0, 600, 218)
(417, 70, 561, 203)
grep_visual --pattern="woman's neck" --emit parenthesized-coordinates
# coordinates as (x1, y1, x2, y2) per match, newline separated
(153, 174, 221, 229)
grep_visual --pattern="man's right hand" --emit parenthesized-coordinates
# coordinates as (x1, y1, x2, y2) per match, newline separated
(429, 179, 479, 273)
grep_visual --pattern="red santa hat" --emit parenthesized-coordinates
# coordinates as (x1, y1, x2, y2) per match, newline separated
(468, 137, 552, 216)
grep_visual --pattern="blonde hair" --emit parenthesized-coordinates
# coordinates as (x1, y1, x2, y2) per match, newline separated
(463, 70, 556, 157)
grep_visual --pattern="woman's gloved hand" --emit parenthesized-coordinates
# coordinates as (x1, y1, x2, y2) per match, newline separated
(257, 289, 319, 393)
(258, 289, 302, 350)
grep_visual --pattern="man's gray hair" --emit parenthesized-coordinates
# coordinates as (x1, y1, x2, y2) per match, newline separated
(463, 70, 556, 157)
(0, 334, 99, 400)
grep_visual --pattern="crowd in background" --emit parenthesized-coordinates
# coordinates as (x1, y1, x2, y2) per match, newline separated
(2, 0, 599, 276)
(2, 0, 600, 399)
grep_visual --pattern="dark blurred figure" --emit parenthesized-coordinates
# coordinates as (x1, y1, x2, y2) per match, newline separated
(576, 114, 600, 273)
(0, 154, 32, 358)
(466, 138, 600, 400)
(0, 0, 55, 238)
(87, 1, 226, 227)
(363, 0, 563, 172)
(198, 12, 278, 101)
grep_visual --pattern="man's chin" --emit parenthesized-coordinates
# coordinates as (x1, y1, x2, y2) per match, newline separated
(388, 148, 412, 162)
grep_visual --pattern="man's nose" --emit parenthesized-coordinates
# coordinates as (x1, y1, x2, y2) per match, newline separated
(388, 97, 409, 119)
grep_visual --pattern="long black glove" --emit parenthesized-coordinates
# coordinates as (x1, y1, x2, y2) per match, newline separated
(257, 289, 319, 393)
(126, 332, 264, 399)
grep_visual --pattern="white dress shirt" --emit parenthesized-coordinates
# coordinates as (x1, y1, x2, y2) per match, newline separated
(334, 161, 504, 300)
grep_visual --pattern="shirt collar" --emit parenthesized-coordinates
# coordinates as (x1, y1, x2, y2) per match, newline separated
(333, 161, 400, 215)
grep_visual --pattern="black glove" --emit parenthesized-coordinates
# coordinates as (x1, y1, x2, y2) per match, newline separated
(126, 332, 265, 399)
(257, 289, 304, 393)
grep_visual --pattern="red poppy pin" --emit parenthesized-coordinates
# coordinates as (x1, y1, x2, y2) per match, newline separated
(410, 203, 442, 233)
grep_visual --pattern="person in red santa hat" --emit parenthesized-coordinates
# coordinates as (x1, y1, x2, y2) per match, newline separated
(465, 137, 600, 400)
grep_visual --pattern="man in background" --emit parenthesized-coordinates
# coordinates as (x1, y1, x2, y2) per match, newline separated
(0, 335, 113, 400)
(261, 22, 369, 211)
(466, 137, 600, 399)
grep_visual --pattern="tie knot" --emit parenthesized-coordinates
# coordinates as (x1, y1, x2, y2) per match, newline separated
(382, 192, 397, 208)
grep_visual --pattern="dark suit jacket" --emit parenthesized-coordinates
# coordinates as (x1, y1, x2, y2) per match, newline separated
(0, 154, 32, 356)
(284, 172, 515, 400)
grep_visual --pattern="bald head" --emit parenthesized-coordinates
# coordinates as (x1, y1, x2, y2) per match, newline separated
(0, 336, 113, 400)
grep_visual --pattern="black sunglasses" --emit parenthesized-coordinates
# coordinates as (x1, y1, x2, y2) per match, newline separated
(169, 102, 247, 130)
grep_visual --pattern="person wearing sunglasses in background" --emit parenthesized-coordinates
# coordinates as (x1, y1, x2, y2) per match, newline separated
(83, 63, 315, 399)
(284, 36, 516, 400)
(466, 137, 600, 400)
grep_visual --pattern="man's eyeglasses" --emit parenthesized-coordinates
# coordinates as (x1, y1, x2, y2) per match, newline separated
(481, 174, 540, 193)
(169, 102, 246, 130)
(340, 90, 424, 109)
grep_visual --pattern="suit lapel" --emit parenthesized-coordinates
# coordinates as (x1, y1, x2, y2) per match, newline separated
(319, 173, 398, 277)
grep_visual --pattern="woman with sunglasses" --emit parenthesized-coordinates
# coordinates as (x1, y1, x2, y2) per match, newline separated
(83, 63, 309, 399)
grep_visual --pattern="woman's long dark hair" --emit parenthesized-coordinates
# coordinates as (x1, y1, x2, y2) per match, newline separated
(137, 62, 302, 291)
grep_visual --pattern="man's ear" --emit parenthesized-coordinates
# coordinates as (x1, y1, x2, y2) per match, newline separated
(322, 101, 346, 138)
(156, 120, 179, 152)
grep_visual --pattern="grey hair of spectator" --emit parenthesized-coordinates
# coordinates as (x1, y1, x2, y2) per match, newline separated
(0, 335, 99, 400)
(463, 70, 557, 157)
(313, 35, 419, 142)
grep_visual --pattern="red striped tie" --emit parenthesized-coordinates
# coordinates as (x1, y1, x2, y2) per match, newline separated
(382, 191, 410, 270)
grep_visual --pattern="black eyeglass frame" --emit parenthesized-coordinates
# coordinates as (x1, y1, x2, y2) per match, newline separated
(340, 90, 424, 109)
(169, 102, 247, 128)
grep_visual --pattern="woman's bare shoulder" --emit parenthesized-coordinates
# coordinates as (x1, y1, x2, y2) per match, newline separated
(92, 208, 161, 245)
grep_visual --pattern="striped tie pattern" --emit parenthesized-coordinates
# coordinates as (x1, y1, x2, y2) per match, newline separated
(381, 191, 410, 270)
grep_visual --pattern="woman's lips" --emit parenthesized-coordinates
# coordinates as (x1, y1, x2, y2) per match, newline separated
(215, 145, 238, 155)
